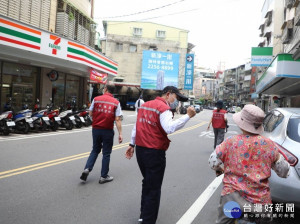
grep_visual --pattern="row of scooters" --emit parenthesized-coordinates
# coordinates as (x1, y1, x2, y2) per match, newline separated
(0, 98, 92, 136)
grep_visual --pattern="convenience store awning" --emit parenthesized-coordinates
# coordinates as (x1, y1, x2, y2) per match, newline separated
(256, 54, 300, 96)
(0, 15, 118, 78)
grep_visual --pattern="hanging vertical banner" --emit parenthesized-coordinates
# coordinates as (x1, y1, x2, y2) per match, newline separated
(184, 54, 194, 90)
(90, 69, 107, 84)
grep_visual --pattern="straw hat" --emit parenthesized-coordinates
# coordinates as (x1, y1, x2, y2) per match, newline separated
(233, 104, 265, 134)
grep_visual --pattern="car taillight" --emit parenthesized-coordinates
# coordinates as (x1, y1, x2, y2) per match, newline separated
(276, 143, 298, 166)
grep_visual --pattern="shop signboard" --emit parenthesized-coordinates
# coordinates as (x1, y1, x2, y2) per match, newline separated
(0, 16, 117, 76)
(90, 69, 107, 84)
(256, 54, 300, 93)
(184, 54, 194, 90)
(141, 50, 179, 90)
(251, 47, 273, 67)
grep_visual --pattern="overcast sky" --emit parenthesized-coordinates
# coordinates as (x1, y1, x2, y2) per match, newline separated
(94, 0, 264, 70)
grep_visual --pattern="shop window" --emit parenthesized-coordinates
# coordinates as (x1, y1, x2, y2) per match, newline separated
(66, 74, 80, 107)
(52, 73, 66, 108)
(1, 62, 38, 112)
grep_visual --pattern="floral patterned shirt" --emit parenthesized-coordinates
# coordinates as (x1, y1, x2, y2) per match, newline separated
(216, 134, 279, 204)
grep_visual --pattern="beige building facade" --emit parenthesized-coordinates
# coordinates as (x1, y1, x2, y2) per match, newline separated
(101, 21, 192, 105)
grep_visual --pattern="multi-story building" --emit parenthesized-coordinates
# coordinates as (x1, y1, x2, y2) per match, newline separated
(255, 0, 300, 110)
(236, 64, 252, 105)
(193, 67, 216, 100)
(101, 20, 193, 104)
(0, 0, 117, 111)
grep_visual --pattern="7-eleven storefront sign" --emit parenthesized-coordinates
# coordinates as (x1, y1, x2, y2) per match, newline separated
(0, 16, 118, 76)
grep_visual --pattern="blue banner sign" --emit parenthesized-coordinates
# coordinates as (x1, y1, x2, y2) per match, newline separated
(141, 50, 180, 90)
(184, 54, 194, 90)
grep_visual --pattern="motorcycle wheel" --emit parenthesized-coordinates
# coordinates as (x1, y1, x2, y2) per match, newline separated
(40, 121, 47, 131)
(23, 122, 30, 134)
(85, 117, 92, 126)
(51, 121, 59, 131)
(2, 126, 10, 135)
(75, 118, 82, 128)
(65, 119, 73, 130)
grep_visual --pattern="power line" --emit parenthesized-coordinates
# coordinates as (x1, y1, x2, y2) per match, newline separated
(98, 8, 200, 28)
(95, 0, 188, 19)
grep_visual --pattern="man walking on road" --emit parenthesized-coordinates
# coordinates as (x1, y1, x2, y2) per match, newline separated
(80, 83, 123, 184)
(125, 86, 196, 224)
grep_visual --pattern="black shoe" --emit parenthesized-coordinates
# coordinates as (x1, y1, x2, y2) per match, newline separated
(80, 170, 89, 181)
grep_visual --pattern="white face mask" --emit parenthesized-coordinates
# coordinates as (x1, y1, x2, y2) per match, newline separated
(170, 98, 179, 109)
(168, 94, 178, 109)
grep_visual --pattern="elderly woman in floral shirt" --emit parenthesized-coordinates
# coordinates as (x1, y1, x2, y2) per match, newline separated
(209, 104, 290, 224)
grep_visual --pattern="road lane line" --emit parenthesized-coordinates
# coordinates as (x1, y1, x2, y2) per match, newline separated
(0, 122, 207, 179)
(176, 174, 223, 224)
(0, 124, 135, 142)
(0, 142, 129, 177)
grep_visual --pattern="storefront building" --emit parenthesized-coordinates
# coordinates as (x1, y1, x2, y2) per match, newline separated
(256, 54, 300, 111)
(0, 15, 117, 112)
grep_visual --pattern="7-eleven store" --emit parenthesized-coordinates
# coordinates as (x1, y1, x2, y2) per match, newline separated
(0, 16, 117, 111)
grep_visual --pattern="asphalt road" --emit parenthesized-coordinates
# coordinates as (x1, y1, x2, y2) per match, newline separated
(0, 109, 299, 224)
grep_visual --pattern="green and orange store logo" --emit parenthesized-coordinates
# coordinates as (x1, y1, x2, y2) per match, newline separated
(49, 35, 61, 55)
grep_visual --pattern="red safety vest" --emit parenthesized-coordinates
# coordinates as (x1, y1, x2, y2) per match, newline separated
(135, 97, 171, 150)
(92, 93, 119, 130)
(212, 109, 226, 129)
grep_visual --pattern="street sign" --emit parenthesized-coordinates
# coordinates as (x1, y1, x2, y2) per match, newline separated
(184, 54, 194, 90)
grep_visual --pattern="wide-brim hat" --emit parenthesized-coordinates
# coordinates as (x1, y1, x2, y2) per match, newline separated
(162, 86, 188, 102)
(233, 104, 265, 134)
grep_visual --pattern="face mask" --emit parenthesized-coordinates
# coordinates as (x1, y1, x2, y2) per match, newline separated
(170, 98, 179, 109)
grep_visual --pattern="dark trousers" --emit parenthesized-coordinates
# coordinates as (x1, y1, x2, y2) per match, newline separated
(213, 128, 225, 149)
(136, 146, 166, 224)
(84, 128, 114, 178)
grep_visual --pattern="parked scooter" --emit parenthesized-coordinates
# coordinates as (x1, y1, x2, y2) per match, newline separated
(68, 99, 84, 128)
(44, 98, 61, 131)
(31, 99, 50, 131)
(58, 103, 76, 130)
(0, 99, 15, 135)
(12, 100, 34, 134)
(78, 105, 92, 127)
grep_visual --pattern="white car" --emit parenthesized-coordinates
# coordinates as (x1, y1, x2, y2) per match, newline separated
(262, 108, 300, 209)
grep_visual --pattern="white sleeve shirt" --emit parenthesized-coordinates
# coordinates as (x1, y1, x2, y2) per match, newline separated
(130, 110, 190, 145)
(89, 99, 122, 117)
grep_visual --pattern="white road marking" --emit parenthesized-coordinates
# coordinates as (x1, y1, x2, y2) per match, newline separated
(176, 174, 223, 224)
(199, 131, 215, 139)
(0, 123, 135, 142)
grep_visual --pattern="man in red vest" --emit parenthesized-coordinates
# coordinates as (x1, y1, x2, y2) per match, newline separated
(207, 100, 227, 149)
(125, 86, 196, 224)
(80, 83, 123, 184)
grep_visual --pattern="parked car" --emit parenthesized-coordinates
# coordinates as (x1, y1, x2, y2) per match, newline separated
(262, 108, 300, 208)
(194, 105, 201, 113)
(126, 99, 136, 110)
